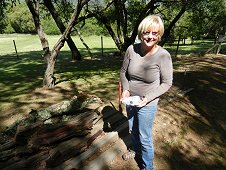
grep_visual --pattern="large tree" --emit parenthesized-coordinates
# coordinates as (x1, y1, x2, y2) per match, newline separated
(25, 0, 91, 88)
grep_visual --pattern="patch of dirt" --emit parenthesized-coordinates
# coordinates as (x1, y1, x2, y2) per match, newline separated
(107, 54, 226, 170)
(1, 54, 226, 170)
(0, 82, 79, 131)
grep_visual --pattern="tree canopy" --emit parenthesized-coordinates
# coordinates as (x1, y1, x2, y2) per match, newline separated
(1, 0, 226, 43)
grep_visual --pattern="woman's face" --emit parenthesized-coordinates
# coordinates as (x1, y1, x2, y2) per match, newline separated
(141, 27, 159, 47)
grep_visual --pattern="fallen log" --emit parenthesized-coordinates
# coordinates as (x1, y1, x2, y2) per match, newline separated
(35, 94, 102, 121)
(0, 148, 15, 161)
(15, 146, 34, 158)
(0, 157, 20, 170)
(43, 109, 99, 125)
(0, 139, 15, 152)
(4, 94, 103, 135)
(2, 151, 49, 170)
(28, 121, 93, 150)
(14, 121, 43, 145)
(45, 134, 88, 167)
(10, 110, 98, 151)
(45, 130, 104, 168)
(34, 97, 80, 121)
(0, 145, 35, 162)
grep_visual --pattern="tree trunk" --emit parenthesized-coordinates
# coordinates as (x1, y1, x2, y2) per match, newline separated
(25, 0, 49, 52)
(76, 28, 93, 59)
(25, 0, 55, 88)
(43, 0, 81, 61)
(160, 6, 186, 46)
(42, 0, 90, 88)
(175, 35, 181, 57)
(67, 38, 82, 61)
(43, 52, 57, 88)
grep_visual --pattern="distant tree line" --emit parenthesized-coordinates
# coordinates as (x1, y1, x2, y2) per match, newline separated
(2, 2, 108, 36)
(1, 1, 225, 41)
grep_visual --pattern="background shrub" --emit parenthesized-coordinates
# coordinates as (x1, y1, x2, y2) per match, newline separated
(7, 3, 36, 33)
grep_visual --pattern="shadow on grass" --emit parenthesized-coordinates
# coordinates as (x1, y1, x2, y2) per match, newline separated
(0, 48, 121, 100)
(0, 51, 45, 100)
(165, 41, 226, 56)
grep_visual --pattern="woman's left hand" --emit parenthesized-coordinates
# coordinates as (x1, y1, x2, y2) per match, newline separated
(137, 97, 148, 107)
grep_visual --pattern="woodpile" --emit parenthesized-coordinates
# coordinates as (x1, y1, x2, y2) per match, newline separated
(0, 93, 122, 170)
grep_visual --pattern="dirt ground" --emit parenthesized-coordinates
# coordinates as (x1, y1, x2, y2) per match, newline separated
(1, 54, 226, 170)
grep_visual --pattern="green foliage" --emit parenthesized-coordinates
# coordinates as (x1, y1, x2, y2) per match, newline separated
(6, 3, 34, 33)
(172, 0, 226, 40)
(0, 12, 7, 33)
(76, 18, 109, 36)
(2, 0, 226, 41)
(7, 3, 36, 33)
(54, 0, 74, 23)
(3, 1, 108, 35)
(126, 0, 146, 33)
(0, 0, 9, 32)
(41, 17, 61, 35)
(5, 2, 62, 34)
(192, 0, 226, 37)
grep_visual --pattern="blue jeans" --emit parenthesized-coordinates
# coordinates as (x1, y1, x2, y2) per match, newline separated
(126, 105, 157, 170)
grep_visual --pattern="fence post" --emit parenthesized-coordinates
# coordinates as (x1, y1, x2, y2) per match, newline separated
(216, 35, 225, 54)
(13, 40, 19, 59)
(101, 36, 104, 57)
(175, 35, 181, 58)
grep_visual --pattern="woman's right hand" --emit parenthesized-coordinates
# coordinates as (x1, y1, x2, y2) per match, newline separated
(121, 90, 130, 101)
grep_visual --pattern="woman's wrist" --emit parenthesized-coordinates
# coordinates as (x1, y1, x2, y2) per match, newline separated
(122, 90, 130, 98)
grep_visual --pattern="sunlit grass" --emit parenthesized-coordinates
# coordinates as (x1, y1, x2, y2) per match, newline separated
(165, 39, 226, 56)
(1, 34, 225, 57)
(0, 34, 117, 55)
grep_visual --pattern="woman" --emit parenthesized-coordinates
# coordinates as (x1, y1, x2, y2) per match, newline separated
(120, 15, 173, 170)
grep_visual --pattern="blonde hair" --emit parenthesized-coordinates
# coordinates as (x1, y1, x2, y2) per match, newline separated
(137, 15, 164, 42)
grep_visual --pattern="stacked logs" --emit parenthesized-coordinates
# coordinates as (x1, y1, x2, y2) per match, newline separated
(0, 93, 105, 170)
